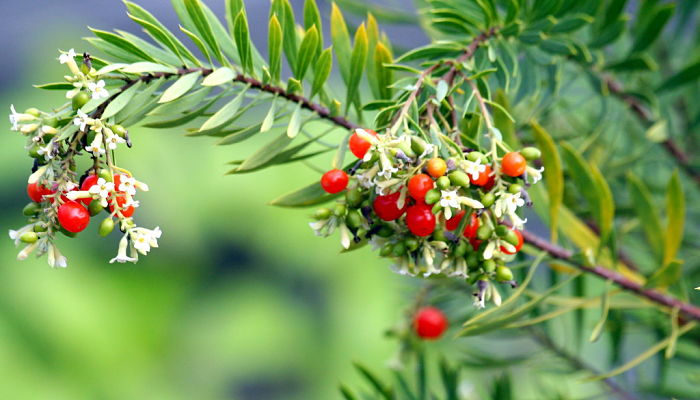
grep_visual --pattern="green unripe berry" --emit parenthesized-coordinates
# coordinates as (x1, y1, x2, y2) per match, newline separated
(71, 91, 90, 110)
(313, 208, 332, 220)
(496, 266, 514, 282)
(111, 124, 128, 138)
(98, 169, 113, 182)
(392, 241, 406, 257)
(483, 259, 496, 273)
(380, 243, 394, 257)
(44, 117, 59, 128)
(345, 210, 363, 229)
(88, 199, 104, 217)
(521, 147, 541, 161)
(25, 108, 41, 117)
(467, 151, 486, 162)
(431, 204, 442, 214)
(508, 184, 522, 194)
(334, 204, 347, 217)
(476, 225, 493, 241)
(466, 253, 479, 270)
(376, 225, 394, 238)
(345, 188, 364, 208)
(495, 225, 510, 238)
(20, 232, 38, 243)
(405, 237, 419, 252)
(504, 230, 520, 246)
(424, 189, 441, 205)
(448, 170, 470, 188)
(432, 229, 448, 242)
(23, 202, 40, 216)
(453, 241, 468, 257)
(33, 223, 48, 233)
(98, 218, 115, 237)
(436, 176, 451, 190)
(480, 192, 495, 207)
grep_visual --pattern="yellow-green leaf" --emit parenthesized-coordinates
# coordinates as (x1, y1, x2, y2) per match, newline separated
(183, 0, 224, 64)
(268, 15, 283, 83)
(346, 23, 368, 110)
(626, 172, 663, 258)
(233, 11, 253, 74)
(287, 102, 303, 138)
(531, 120, 563, 243)
(303, 0, 323, 54)
(158, 71, 201, 103)
(330, 3, 352, 84)
(663, 171, 685, 267)
(296, 25, 319, 81)
(311, 47, 333, 97)
(373, 42, 393, 100)
(102, 81, 142, 119)
(202, 67, 236, 86)
(270, 181, 341, 208)
(199, 89, 246, 131)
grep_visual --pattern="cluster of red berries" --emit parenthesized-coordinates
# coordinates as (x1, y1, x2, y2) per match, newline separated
(312, 128, 542, 306)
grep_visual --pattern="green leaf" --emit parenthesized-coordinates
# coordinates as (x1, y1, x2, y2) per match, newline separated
(589, 280, 612, 343)
(115, 29, 182, 66)
(647, 260, 683, 289)
(102, 81, 143, 119)
(270, 181, 341, 207)
(120, 62, 179, 74)
(260, 97, 276, 133)
(180, 25, 213, 65)
(339, 385, 359, 400)
(353, 363, 394, 400)
(296, 26, 320, 81)
(656, 60, 700, 93)
(303, 0, 323, 54)
(268, 15, 283, 83)
(346, 23, 368, 110)
(33, 82, 74, 91)
(233, 10, 253, 74)
(373, 42, 393, 99)
(238, 129, 294, 171)
(271, 0, 298, 76)
(199, 89, 246, 131)
(225, 0, 244, 35)
(115, 78, 166, 124)
(331, 3, 352, 84)
(493, 90, 518, 147)
(311, 47, 333, 97)
(183, 0, 224, 64)
(626, 172, 663, 258)
(148, 86, 212, 116)
(589, 164, 615, 245)
(287, 103, 303, 138)
(89, 28, 158, 63)
(396, 42, 463, 63)
(662, 171, 685, 267)
(159, 71, 200, 103)
(589, 18, 627, 48)
(551, 13, 593, 33)
(202, 67, 235, 87)
(531, 120, 563, 243)
(630, 3, 675, 53)
(540, 37, 577, 56)
(604, 55, 658, 72)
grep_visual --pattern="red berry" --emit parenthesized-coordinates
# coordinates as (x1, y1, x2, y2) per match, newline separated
(27, 182, 53, 203)
(57, 201, 90, 233)
(79, 175, 99, 206)
(470, 165, 493, 186)
(469, 237, 483, 251)
(408, 174, 435, 202)
(445, 211, 480, 238)
(348, 129, 378, 159)
(109, 195, 135, 218)
(320, 169, 349, 194)
(500, 229, 524, 255)
(414, 306, 448, 340)
(426, 158, 447, 178)
(501, 152, 527, 177)
(373, 192, 407, 221)
(405, 204, 436, 237)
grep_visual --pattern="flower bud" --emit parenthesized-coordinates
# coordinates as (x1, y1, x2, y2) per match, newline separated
(25, 108, 41, 118)
(99, 218, 115, 237)
(521, 147, 541, 161)
(20, 232, 38, 244)
(98, 169, 113, 182)
(448, 171, 470, 188)
(496, 266, 514, 282)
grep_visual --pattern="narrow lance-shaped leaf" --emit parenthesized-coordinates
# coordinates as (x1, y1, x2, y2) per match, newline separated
(233, 11, 253, 74)
(303, 0, 323, 54)
(159, 71, 201, 103)
(180, 25, 213, 65)
(287, 103, 303, 138)
(346, 24, 368, 112)
(311, 47, 333, 98)
(270, 180, 341, 208)
(630, 3, 675, 54)
(271, 0, 298, 76)
(268, 15, 283, 83)
(589, 164, 615, 247)
(365, 13, 380, 98)
(331, 3, 352, 84)
(202, 67, 235, 87)
(656, 60, 700, 93)
(260, 97, 276, 133)
(225, 0, 243, 35)
(199, 88, 247, 131)
(89, 28, 157, 63)
(626, 172, 663, 259)
(663, 170, 685, 267)
(296, 26, 319, 81)
(183, 0, 225, 64)
(531, 120, 563, 243)
(373, 42, 393, 100)
(102, 81, 143, 119)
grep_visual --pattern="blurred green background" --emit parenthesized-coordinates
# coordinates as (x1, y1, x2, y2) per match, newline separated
(0, 1, 426, 399)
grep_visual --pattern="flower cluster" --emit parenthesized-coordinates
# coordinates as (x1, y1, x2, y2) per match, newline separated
(311, 128, 543, 308)
(7, 50, 161, 268)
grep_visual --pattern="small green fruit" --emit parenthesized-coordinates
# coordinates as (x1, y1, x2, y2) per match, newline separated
(71, 91, 90, 110)
(476, 225, 492, 241)
(313, 208, 332, 220)
(20, 232, 38, 243)
(88, 199, 104, 217)
(111, 125, 128, 138)
(521, 147, 541, 161)
(23, 202, 40, 216)
(424, 189, 441, 205)
(380, 243, 394, 257)
(345, 188, 363, 208)
(405, 237, 419, 252)
(483, 259, 496, 273)
(480, 192, 495, 207)
(345, 210, 363, 229)
(334, 204, 347, 217)
(436, 176, 451, 190)
(495, 225, 510, 238)
(98, 218, 115, 237)
(448, 170, 470, 188)
(392, 241, 406, 257)
(508, 184, 522, 194)
(496, 266, 514, 282)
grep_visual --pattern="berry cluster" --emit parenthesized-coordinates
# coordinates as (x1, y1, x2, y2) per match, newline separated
(8, 50, 160, 267)
(311, 128, 543, 308)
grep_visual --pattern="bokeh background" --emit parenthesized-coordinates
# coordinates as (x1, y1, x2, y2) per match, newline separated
(0, 1, 425, 399)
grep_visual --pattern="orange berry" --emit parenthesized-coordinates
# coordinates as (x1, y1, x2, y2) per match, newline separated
(426, 158, 447, 178)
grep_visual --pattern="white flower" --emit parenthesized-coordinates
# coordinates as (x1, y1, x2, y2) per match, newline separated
(105, 129, 126, 150)
(132, 233, 151, 254)
(339, 223, 352, 249)
(356, 165, 378, 189)
(527, 165, 545, 184)
(462, 159, 486, 181)
(9, 225, 33, 246)
(377, 152, 397, 179)
(418, 143, 436, 159)
(17, 242, 39, 261)
(110, 235, 137, 263)
(59, 48, 77, 64)
(9, 104, 36, 131)
(440, 190, 460, 210)
(47, 244, 67, 268)
(130, 226, 162, 255)
(41, 125, 58, 135)
(493, 192, 525, 218)
(88, 178, 115, 207)
(36, 142, 55, 161)
(87, 80, 109, 100)
(118, 176, 137, 196)
(377, 165, 398, 179)
(450, 258, 468, 278)
(73, 109, 92, 131)
(85, 132, 105, 155)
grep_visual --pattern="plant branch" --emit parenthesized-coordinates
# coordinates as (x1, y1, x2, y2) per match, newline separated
(603, 76, 700, 187)
(520, 228, 700, 323)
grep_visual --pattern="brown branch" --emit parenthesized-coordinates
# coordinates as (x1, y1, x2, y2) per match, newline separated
(604, 76, 700, 187)
(521, 229, 700, 323)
